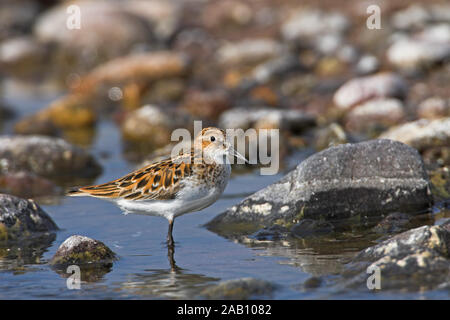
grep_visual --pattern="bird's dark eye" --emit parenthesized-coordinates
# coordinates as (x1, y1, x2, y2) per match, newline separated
(210, 136, 216, 142)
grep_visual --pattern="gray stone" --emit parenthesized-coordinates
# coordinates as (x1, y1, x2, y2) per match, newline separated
(206, 139, 433, 236)
(341, 225, 450, 291)
(0, 193, 58, 241)
(200, 278, 276, 300)
(50, 235, 116, 266)
(0, 135, 101, 178)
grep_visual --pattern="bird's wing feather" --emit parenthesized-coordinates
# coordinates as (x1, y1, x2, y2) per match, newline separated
(67, 154, 194, 201)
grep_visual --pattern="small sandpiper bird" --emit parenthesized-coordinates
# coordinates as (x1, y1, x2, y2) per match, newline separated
(68, 127, 247, 247)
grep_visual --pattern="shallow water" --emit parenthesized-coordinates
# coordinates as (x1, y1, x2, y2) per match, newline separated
(0, 85, 448, 300)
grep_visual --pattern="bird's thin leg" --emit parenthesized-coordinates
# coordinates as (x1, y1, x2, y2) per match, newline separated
(167, 218, 174, 247)
(167, 243, 178, 272)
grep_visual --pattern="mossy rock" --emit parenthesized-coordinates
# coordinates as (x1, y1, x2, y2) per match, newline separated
(50, 235, 116, 266)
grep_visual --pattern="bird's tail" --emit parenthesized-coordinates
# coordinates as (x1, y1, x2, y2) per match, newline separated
(66, 188, 88, 197)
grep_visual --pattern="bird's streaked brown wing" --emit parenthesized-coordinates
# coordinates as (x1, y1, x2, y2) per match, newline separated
(67, 154, 193, 201)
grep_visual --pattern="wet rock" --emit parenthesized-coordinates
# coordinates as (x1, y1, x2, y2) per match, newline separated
(333, 73, 407, 110)
(200, 278, 276, 300)
(344, 98, 405, 134)
(341, 225, 450, 291)
(121, 104, 192, 151)
(219, 107, 315, 132)
(34, 0, 155, 67)
(417, 97, 450, 119)
(387, 24, 450, 70)
(0, 135, 101, 178)
(216, 39, 284, 66)
(49, 235, 116, 266)
(379, 118, 450, 152)
(313, 123, 348, 151)
(291, 219, 334, 239)
(281, 8, 349, 42)
(0, 171, 61, 199)
(0, 193, 58, 241)
(180, 89, 232, 121)
(206, 139, 433, 237)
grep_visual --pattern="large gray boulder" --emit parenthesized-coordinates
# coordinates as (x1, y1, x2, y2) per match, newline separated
(206, 139, 433, 236)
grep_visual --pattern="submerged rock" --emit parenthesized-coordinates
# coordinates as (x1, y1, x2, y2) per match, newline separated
(200, 278, 276, 300)
(50, 235, 116, 266)
(0, 135, 101, 178)
(206, 139, 433, 237)
(341, 225, 450, 291)
(333, 73, 407, 110)
(0, 193, 58, 241)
